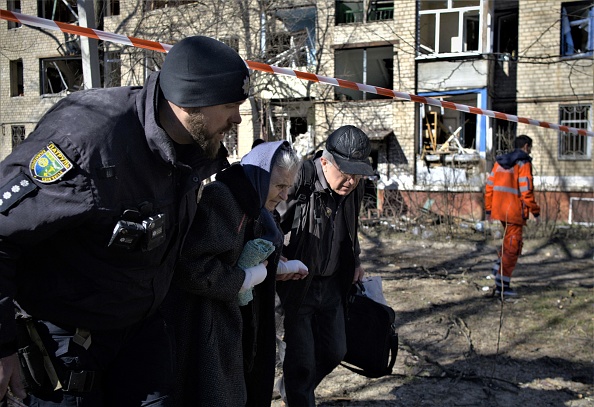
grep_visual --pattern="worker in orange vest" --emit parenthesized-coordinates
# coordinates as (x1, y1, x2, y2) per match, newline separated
(485, 135, 540, 297)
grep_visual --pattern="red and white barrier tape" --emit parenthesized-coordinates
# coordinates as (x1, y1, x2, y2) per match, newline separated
(1, 9, 592, 138)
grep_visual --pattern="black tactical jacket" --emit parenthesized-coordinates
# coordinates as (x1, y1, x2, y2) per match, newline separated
(0, 73, 227, 357)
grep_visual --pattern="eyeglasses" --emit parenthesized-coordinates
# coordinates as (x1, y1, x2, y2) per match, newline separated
(328, 161, 363, 182)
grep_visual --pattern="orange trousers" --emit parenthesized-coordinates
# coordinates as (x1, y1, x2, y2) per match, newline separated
(494, 222, 523, 284)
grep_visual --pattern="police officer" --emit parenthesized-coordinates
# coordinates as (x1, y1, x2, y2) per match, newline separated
(0, 36, 249, 406)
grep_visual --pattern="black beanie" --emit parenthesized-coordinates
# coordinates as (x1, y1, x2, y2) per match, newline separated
(160, 36, 250, 108)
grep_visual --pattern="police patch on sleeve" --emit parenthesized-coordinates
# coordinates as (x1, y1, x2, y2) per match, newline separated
(0, 172, 38, 214)
(29, 142, 74, 183)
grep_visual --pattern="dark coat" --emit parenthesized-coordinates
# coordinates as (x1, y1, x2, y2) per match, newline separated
(276, 154, 365, 314)
(165, 161, 282, 407)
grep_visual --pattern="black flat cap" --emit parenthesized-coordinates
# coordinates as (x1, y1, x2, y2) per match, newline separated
(326, 125, 374, 176)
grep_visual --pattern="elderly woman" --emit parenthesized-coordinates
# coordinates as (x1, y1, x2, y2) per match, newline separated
(164, 141, 307, 407)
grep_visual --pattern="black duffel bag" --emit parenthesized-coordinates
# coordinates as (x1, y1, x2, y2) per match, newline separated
(341, 281, 398, 378)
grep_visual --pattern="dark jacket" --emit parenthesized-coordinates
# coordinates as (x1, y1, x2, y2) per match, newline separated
(165, 141, 290, 407)
(0, 72, 227, 357)
(276, 152, 365, 314)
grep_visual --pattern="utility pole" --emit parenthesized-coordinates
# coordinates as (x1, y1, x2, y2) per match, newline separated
(77, 0, 101, 89)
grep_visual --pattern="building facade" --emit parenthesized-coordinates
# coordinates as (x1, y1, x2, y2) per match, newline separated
(1, 0, 592, 223)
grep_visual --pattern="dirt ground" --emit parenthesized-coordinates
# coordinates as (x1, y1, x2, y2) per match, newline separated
(272, 226, 594, 407)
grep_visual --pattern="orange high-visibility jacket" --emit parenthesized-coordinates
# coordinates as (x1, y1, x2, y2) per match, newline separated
(485, 150, 540, 225)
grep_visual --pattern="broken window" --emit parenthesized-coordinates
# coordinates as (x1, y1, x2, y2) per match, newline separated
(10, 59, 24, 97)
(11, 125, 26, 149)
(266, 31, 308, 67)
(40, 57, 83, 95)
(561, 1, 594, 57)
(419, 93, 478, 162)
(290, 117, 308, 139)
(37, 0, 78, 23)
(334, 46, 393, 101)
(335, 0, 394, 24)
(7, 0, 21, 29)
(558, 104, 592, 160)
(263, 101, 311, 144)
(492, 120, 517, 158)
(419, 0, 481, 56)
(494, 11, 518, 55)
(272, 7, 316, 67)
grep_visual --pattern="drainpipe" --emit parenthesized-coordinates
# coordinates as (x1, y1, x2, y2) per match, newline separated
(413, 0, 421, 186)
(363, 48, 367, 101)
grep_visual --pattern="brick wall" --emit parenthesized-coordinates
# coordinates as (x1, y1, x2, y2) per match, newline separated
(516, 0, 594, 182)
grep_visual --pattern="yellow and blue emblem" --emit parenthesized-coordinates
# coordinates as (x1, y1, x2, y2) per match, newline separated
(29, 142, 73, 183)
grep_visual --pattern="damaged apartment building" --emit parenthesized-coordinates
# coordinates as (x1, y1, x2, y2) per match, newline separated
(1, 0, 592, 224)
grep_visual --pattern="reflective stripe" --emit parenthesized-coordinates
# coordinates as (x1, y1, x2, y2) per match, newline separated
(486, 179, 494, 185)
(492, 263, 500, 274)
(495, 166, 514, 174)
(519, 176, 531, 192)
(495, 274, 511, 283)
(493, 186, 519, 195)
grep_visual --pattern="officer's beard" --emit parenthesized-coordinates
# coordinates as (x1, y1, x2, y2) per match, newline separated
(186, 112, 223, 159)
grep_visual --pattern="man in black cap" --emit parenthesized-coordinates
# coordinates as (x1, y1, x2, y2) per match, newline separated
(276, 125, 374, 406)
(0, 36, 249, 406)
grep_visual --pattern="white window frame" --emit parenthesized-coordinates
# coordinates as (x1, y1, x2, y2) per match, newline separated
(558, 104, 592, 160)
(568, 197, 594, 226)
(418, 0, 483, 58)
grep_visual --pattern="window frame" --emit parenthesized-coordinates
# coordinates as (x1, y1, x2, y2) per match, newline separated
(11, 125, 26, 149)
(558, 104, 592, 161)
(418, 0, 483, 58)
(334, 46, 394, 101)
(335, 0, 394, 25)
(40, 56, 84, 96)
(10, 58, 24, 97)
(560, 1, 594, 58)
(7, 0, 21, 29)
(37, 0, 78, 23)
